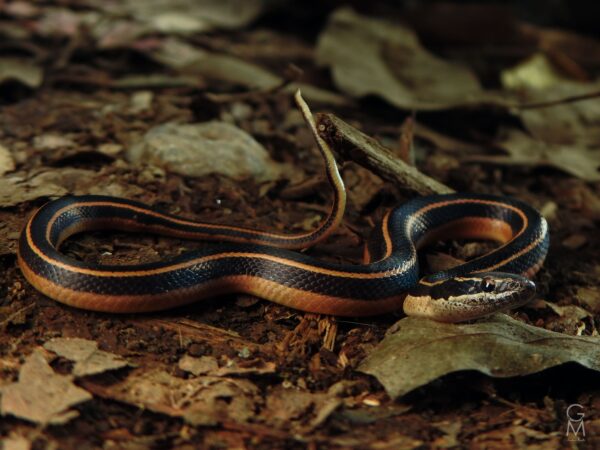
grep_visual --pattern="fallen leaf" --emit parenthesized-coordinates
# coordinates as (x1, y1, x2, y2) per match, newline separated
(0, 174, 67, 207)
(498, 55, 600, 181)
(432, 420, 462, 449)
(467, 129, 600, 182)
(178, 355, 219, 376)
(0, 144, 16, 176)
(147, 37, 349, 106)
(577, 287, 600, 313)
(116, 0, 265, 34)
(501, 53, 569, 90)
(44, 338, 131, 377)
(0, 168, 97, 207)
(2, 434, 32, 450)
(544, 303, 592, 321)
(178, 355, 276, 377)
(359, 313, 600, 399)
(260, 386, 342, 432)
(0, 349, 92, 425)
(316, 8, 502, 111)
(34, 8, 83, 38)
(518, 22, 600, 77)
(213, 359, 276, 377)
(508, 82, 600, 149)
(32, 134, 77, 150)
(472, 424, 561, 449)
(85, 368, 260, 427)
(0, 58, 43, 88)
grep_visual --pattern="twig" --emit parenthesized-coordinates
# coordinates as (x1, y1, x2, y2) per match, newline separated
(315, 113, 454, 195)
(516, 89, 600, 110)
(130, 317, 266, 353)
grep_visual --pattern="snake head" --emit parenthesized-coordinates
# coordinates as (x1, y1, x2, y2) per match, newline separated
(404, 272, 536, 323)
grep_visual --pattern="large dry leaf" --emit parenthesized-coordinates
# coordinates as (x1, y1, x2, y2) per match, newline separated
(0, 349, 92, 425)
(360, 314, 600, 399)
(503, 56, 600, 146)
(316, 8, 503, 111)
(493, 54, 600, 181)
(44, 338, 131, 377)
(484, 129, 600, 182)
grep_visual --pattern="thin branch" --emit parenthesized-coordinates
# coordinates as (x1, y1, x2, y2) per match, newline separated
(516, 89, 600, 110)
(316, 113, 454, 196)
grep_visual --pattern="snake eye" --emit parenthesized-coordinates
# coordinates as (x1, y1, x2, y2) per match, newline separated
(481, 278, 496, 293)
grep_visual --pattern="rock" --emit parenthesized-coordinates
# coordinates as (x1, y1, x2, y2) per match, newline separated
(127, 121, 283, 181)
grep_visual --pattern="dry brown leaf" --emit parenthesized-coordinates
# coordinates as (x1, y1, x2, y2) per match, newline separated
(471, 424, 561, 449)
(44, 338, 131, 377)
(544, 303, 592, 321)
(147, 37, 349, 106)
(518, 22, 600, 75)
(0, 173, 67, 207)
(0, 58, 43, 88)
(113, 0, 265, 34)
(0, 168, 101, 207)
(496, 55, 600, 181)
(178, 354, 276, 377)
(466, 129, 600, 182)
(179, 355, 220, 376)
(94, 368, 260, 427)
(32, 134, 77, 150)
(577, 287, 600, 313)
(0, 349, 92, 425)
(502, 53, 570, 90)
(260, 386, 342, 433)
(2, 434, 33, 450)
(511, 85, 600, 148)
(360, 313, 600, 399)
(0, 144, 16, 176)
(316, 8, 503, 111)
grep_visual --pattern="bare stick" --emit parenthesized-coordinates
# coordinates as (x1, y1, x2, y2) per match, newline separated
(316, 113, 454, 195)
(516, 89, 600, 110)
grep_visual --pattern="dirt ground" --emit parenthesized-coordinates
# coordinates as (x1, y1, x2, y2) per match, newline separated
(1, 2, 599, 449)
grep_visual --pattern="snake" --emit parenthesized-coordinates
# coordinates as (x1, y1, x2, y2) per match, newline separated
(17, 99, 549, 322)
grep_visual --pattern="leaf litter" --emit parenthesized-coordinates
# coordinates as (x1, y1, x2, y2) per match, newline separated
(360, 313, 600, 399)
(1, 1, 600, 448)
(44, 337, 132, 377)
(0, 349, 92, 425)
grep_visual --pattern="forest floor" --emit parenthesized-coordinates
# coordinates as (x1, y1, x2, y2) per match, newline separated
(0, 2, 599, 449)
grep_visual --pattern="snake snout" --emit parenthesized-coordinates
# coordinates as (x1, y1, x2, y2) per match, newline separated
(502, 276, 535, 298)
(517, 277, 536, 300)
